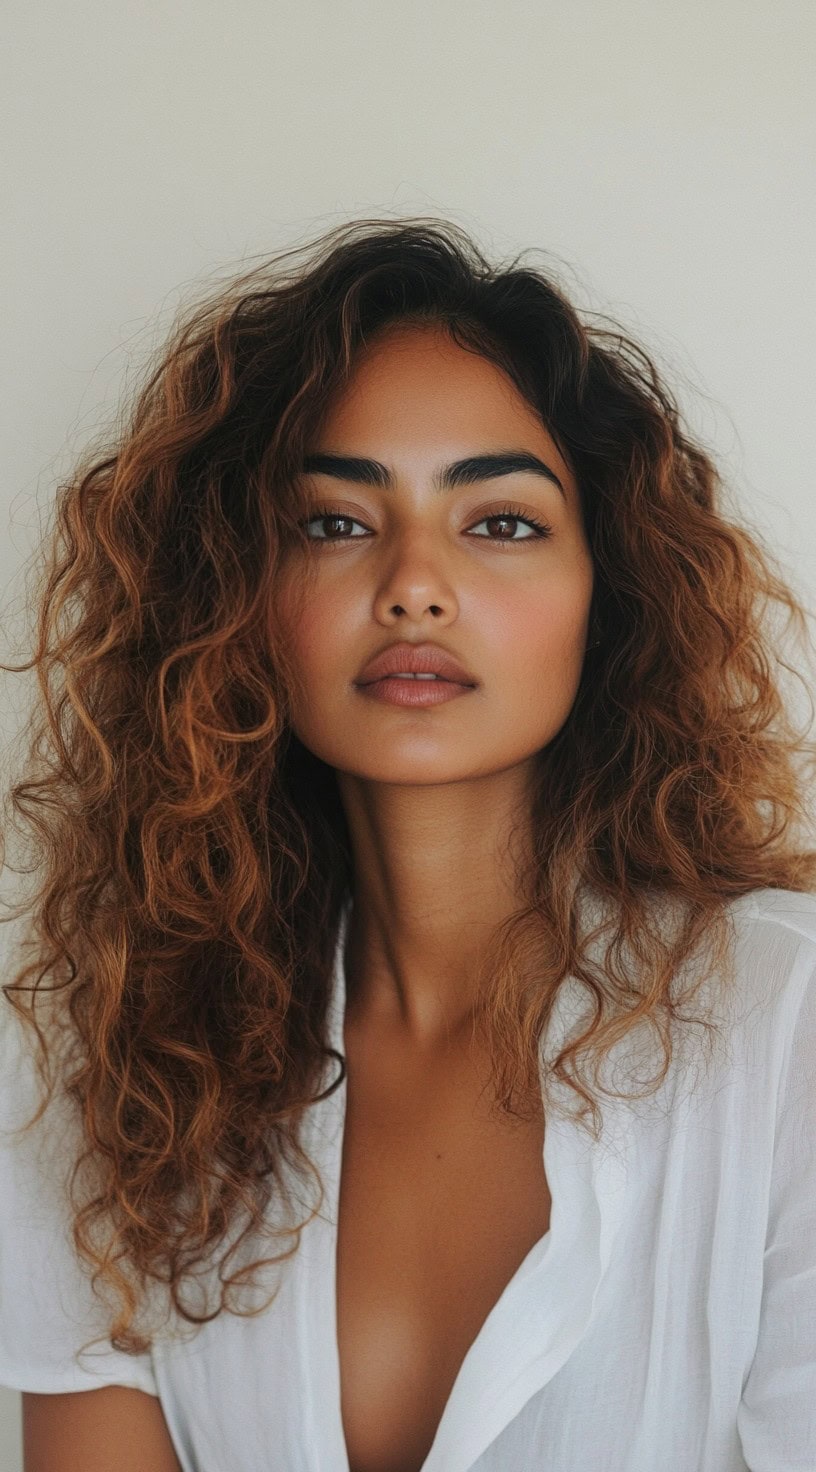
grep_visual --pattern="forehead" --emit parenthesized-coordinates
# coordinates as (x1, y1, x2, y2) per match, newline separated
(317, 322, 568, 473)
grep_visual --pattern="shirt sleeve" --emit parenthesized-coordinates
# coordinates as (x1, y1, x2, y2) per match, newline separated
(736, 932, 816, 1470)
(0, 1005, 158, 1396)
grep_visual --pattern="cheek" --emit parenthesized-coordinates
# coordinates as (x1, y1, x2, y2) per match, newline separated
(277, 571, 355, 690)
(485, 572, 591, 678)
(288, 602, 322, 668)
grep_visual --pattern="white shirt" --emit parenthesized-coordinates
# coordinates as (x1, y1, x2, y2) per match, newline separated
(1, 885, 815, 1471)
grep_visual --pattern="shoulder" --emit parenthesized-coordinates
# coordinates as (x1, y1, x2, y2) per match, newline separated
(712, 888, 816, 1085)
(728, 884, 816, 944)
(628, 888, 816, 1118)
(724, 886, 816, 1007)
(0, 1005, 160, 1396)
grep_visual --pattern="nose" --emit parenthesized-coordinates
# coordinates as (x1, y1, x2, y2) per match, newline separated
(373, 527, 460, 626)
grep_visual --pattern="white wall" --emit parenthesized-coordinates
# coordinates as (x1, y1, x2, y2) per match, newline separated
(2, 1, 814, 1463)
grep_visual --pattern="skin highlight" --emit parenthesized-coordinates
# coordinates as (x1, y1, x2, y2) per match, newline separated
(277, 321, 595, 1049)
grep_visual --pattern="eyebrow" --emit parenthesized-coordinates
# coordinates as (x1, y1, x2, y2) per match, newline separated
(299, 449, 565, 498)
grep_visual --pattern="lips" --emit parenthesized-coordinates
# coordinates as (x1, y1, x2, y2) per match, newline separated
(355, 641, 477, 686)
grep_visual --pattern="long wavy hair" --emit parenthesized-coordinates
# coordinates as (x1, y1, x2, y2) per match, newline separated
(2, 217, 815, 1357)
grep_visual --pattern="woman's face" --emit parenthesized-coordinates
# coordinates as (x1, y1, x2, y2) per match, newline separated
(276, 321, 595, 786)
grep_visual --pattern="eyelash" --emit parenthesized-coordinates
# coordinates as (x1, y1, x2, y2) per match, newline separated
(300, 504, 554, 546)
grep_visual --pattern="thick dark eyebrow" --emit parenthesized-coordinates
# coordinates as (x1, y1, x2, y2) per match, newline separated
(299, 449, 565, 498)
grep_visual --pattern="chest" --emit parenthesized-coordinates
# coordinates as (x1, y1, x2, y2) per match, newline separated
(335, 1028, 552, 1472)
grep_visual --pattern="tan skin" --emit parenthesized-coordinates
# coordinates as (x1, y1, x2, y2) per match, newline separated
(21, 1386, 183, 1472)
(23, 322, 594, 1472)
(276, 322, 596, 1472)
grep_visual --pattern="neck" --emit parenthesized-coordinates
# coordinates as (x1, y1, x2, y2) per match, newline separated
(336, 761, 537, 1049)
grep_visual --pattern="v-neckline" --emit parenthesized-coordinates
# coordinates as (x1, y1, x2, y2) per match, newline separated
(303, 897, 631, 1472)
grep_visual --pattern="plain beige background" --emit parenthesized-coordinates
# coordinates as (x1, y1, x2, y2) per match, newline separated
(1, 2, 814, 1466)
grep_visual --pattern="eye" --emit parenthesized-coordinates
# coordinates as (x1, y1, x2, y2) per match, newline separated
(298, 505, 554, 544)
(299, 510, 369, 542)
(467, 506, 554, 543)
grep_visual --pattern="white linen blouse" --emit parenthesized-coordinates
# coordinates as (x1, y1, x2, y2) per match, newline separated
(1, 885, 815, 1471)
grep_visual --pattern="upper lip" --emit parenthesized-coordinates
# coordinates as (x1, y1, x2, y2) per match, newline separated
(355, 642, 478, 686)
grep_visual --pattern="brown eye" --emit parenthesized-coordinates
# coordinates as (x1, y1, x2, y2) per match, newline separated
(468, 507, 553, 542)
(301, 511, 369, 541)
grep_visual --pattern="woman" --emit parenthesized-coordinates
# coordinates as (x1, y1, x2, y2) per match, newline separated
(1, 218, 815, 1472)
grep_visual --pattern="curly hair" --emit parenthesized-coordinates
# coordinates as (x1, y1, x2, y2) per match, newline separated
(2, 216, 815, 1358)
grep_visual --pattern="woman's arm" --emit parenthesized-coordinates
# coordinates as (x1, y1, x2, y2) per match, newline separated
(22, 1386, 183, 1472)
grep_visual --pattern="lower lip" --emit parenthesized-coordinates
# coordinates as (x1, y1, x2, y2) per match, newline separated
(356, 677, 476, 706)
